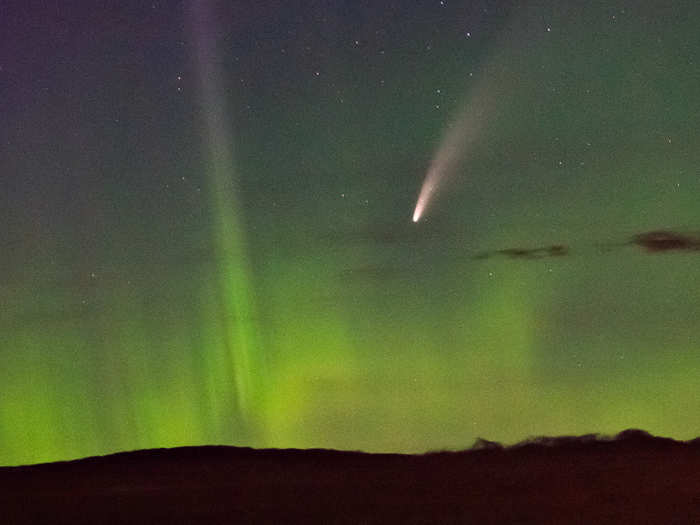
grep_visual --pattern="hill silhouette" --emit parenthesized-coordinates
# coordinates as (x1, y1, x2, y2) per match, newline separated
(2, 429, 700, 524)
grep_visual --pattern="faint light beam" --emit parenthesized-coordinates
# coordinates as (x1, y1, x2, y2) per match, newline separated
(189, 0, 262, 431)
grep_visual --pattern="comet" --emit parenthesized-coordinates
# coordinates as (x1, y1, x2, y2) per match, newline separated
(412, 180, 434, 222)
(410, 7, 528, 223)
(412, 96, 490, 223)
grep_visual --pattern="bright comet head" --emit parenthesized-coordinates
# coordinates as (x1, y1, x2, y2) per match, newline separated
(412, 177, 434, 223)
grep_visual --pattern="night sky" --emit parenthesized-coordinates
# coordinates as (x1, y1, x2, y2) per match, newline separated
(2, 0, 700, 466)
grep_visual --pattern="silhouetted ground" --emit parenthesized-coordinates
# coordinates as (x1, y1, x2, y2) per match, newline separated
(2, 429, 700, 524)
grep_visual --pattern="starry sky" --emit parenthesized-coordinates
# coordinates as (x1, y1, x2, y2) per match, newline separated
(2, 0, 700, 466)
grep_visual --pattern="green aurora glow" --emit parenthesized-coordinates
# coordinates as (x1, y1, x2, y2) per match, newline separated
(2, 1, 700, 465)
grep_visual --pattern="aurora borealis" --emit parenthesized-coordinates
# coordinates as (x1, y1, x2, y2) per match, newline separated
(2, 0, 700, 466)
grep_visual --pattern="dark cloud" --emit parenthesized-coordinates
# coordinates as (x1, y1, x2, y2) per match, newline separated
(475, 229, 700, 261)
(597, 230, 700, 254)
(632, 230, 700, 253)
(473, 244, 569, 260)
(329, 226, 700, 262)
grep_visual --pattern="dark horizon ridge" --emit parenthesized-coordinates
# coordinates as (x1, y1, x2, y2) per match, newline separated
(3, 428, 700, 524)
(3, 427, 698, 470)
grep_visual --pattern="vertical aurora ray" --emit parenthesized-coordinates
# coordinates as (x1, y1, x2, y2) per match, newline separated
(189, 0, 263, 434)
